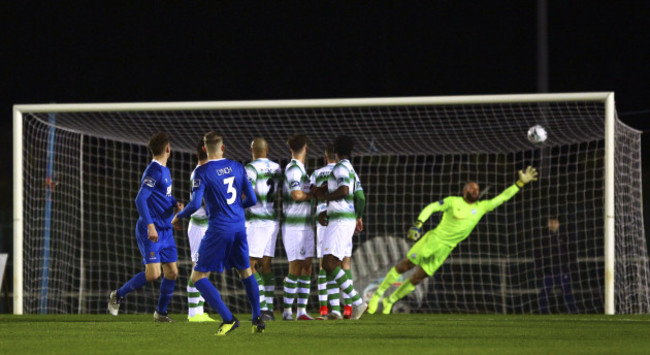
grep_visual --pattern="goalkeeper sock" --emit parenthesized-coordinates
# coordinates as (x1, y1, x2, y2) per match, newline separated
(187, 280, 205, 317)
(296, 276, 311, 316)
(156, 277, 175, 314)
(317, 268, 328, 308)
(241, 274, 261, 321)
(283, 274, 298, 313)
(328, 267, 362, 306)
(254, 272, 268, 311)
(194, 278, 233, 322)
(117, 271, 147, 299)
(387, 279, 416, 304)
(262, 272, 275, 311)
(376, 267, 401, 296)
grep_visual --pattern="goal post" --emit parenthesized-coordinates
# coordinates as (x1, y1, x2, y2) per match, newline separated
(12, 92, 647, 315)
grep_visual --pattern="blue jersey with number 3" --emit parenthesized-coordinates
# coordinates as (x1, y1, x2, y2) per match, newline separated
(178, 158, 256, 232)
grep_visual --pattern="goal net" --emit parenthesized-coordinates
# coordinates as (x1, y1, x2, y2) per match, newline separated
(13, 93, 649, 315)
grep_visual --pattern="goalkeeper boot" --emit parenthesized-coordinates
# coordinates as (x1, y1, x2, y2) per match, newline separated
(107, 290, 122, 316)
(367, 293, 381, 314)
(188, 313, 216, 322)
(252, 316, 266, 334)
(350, 301, 368, 320)
(216, 316, 240, 336)
(382, 298, 394, 315)
(154, 311, 174, 322)
(343, 305, 352, 319)
(319, 305, 329, 316)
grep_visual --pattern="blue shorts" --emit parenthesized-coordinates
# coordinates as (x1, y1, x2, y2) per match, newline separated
(194, 227, 250, 273)
(136, 224, 178, 265)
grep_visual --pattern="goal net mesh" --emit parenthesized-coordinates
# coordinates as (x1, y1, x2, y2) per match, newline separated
(18, 97, 649, 314)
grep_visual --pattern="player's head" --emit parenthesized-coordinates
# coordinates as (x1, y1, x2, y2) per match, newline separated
(203, 131, 225, 156)
(325, 143, 336, 163)
(547, 217, 560, 232)
(462, 181, 480, 203)
(195, 138, 207, 163)
(333, 135, 354, 159)
(251, 137, 269, 158)
(148, 132, 170, 157)
(287, 134, 308, 155)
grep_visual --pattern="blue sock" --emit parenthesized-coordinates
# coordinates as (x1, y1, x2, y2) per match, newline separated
(194, 278, 233, 322)
(241, 274, 261, 320)
(156, 278, 175, 314)
(117, 271, 147, 299)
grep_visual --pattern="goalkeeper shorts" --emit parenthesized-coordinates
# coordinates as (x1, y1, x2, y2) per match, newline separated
(406, 234, 454, 276)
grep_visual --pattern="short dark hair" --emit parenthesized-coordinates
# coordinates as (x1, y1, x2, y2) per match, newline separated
(196, 138, 207, 161)
(325, 143, 336, 160)
(148, 132, 170, 156)
(333, 135, 354, 158)
(287, 134, 308, 153)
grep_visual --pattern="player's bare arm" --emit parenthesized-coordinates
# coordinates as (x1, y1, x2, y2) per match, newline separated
(290, 189, 313, 202)
(147, 224, 158, 243)
(324, 185, 349, 202)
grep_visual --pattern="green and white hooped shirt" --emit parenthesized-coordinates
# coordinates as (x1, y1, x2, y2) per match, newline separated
(283, 159, 312, 229)
(327, 159, 362, 222)
(245, 158, 282, 224)
(310, 163, 335, 215)
(189, 165, 208, 226)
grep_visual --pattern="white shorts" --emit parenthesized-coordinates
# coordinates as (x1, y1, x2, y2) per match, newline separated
(316, 224, 326, 258)
(322, 221, 355, 261)
(282, 227, 315, 261)
(187, 222, 208, 263)
(246, 221, 279, 258)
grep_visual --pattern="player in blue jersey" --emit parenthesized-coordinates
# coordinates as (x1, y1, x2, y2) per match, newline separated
(108, 132, 184, 322)
(172, 131, 265, 336)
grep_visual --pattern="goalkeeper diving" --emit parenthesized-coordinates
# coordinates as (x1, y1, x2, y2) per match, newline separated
(368, 166, 538, 314)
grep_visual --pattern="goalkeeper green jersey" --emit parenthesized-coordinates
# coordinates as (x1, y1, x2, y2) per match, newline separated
(418, 184, 520, 247)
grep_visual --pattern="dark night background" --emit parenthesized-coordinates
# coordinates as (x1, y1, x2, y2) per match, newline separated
(0, 1, 648, 304)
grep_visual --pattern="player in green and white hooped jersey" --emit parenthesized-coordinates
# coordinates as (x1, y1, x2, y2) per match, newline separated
(312, 144, 367, 319)
(245, 138, 282, 321)
(186, 140, 216, 322)
(282, 134, 316, 321)
(367, 166, 539, 315)
(310, 144, 337, 317)
(317, 136, 367, 320)
(339, 169, 365, 319)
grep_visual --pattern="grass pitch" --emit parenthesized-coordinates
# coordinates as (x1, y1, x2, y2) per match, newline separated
(2, 313, 650, 354)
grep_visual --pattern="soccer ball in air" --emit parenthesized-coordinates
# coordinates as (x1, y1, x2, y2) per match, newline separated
(527, 125, 547, 144)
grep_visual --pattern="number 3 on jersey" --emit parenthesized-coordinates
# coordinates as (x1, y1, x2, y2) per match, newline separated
(224, 176, 237, 204)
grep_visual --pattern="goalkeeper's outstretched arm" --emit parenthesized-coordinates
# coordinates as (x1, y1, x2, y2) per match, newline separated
(485, 166, 538, 211)
(407, 200, 447, 241)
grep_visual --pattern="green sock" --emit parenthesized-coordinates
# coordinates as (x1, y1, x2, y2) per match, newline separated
(283, 274, 298, 310)
(318, 269, 328, 307)
(262, 272, 275, 311)
(329, 266, 361, 305)
(254, 272, 267, 311)
(343, 269, 353, 305)
(388, 279, 416, 303)
(377, 267, 401, 296)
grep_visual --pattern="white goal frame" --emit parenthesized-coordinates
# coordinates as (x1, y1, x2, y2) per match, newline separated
(13, 92, 617, 315)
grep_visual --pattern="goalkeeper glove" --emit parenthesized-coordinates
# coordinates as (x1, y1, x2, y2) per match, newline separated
(407, 220, 424, 241)
(516, 166, 539, 188)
